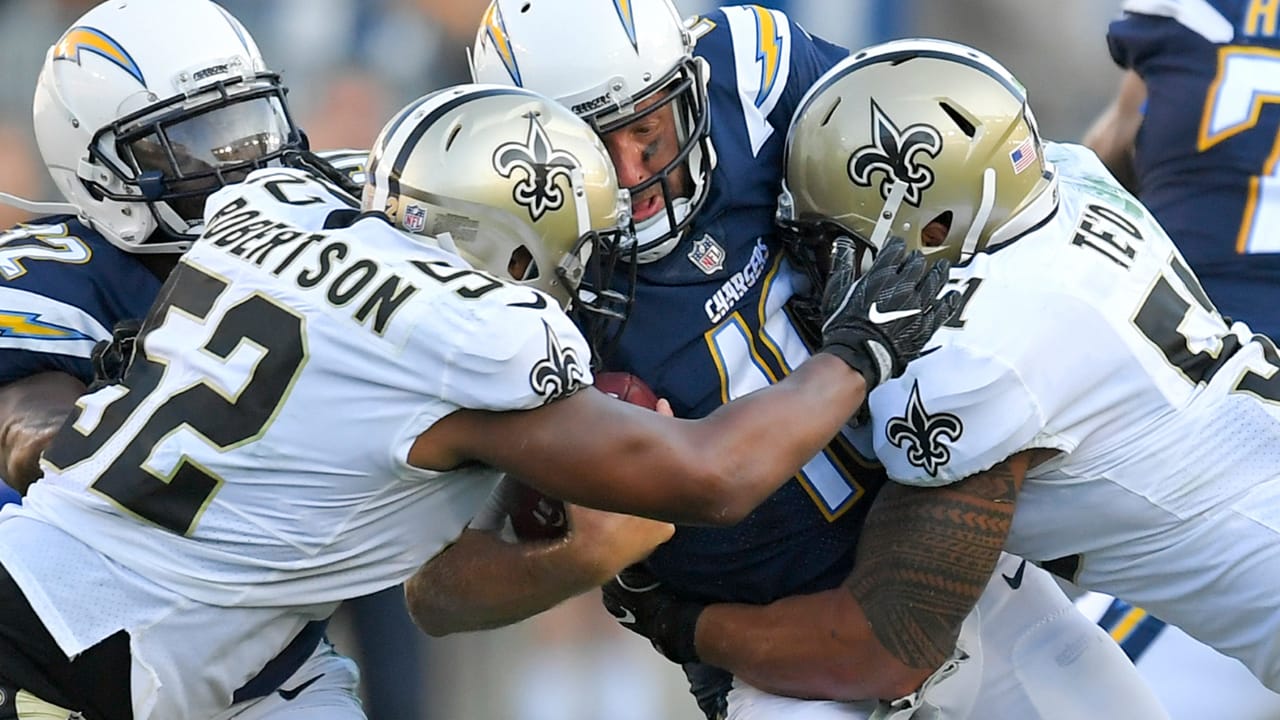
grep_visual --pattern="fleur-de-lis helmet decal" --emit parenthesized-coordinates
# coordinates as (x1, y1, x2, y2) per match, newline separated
(884, 380, 963, 476)
(849, 99, 943, 207)
(494, 112, 583, 222)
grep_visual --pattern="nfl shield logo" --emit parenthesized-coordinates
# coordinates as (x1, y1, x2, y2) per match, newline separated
(688, 233, 726, 274)
(403, 204, 427, 233)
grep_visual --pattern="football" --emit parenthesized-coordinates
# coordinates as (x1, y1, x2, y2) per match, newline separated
(508, 480, 569, 541)
(593, 371, 660, 409)
(507, 373, 660, 540)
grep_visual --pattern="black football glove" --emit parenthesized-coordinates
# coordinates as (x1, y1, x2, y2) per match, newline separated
(819, 237, 959, 389)
(88, 318, 143, 392)
(601, 564, 705, 665)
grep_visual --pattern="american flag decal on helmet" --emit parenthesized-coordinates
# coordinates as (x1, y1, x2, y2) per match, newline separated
(1010, 136, 1037, 174)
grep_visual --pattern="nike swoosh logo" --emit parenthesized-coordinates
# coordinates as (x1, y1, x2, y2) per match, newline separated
(615, 608, 637, 625)
(277, 673, 325, 701)
(867, 303, 921, 324)
(1002, 560, 1027, 590)
(509, 293, 548, 310)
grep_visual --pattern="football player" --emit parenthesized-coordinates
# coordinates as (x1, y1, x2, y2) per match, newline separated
(409, 3, 1168, 719)
(1079, 1, 1280, 714)
(0, 80, 951, 720)
(0, 0, 366, 718)
(771, 37, 1280, 700)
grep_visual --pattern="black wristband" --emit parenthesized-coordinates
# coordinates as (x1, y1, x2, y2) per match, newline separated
(819, 344, 880, 390)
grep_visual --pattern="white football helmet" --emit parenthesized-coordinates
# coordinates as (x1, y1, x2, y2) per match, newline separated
(777, 39, 1056, 267)
(470, 0, 714, 263)
(362, 84, 635, 342)
(31, 0, 304, 253)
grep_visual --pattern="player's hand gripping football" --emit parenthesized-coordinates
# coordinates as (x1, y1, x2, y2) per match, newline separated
(819, 237, 959, 389)
(601, 564, 704, 665)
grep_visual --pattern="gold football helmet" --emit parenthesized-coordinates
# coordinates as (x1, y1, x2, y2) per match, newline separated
(362, 84, 634, 318)
(777, 39, 1055, 265)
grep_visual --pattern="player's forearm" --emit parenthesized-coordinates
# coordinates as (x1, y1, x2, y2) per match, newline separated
(405, 529, 605, 636)
(693, 352, 868, 522)
(0, 371, 87, 492)
(695, 589, 931, 701)
(845, 460, 1023, 672)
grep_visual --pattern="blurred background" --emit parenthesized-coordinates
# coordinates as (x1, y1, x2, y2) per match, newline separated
(0, 1, 1126, 717)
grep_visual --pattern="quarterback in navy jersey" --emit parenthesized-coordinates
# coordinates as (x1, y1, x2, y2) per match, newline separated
(593, 6, 868, 608)
(1088, 0, 1280, 339)
(415, 4, 1168, 719)
(472, 0, 872, 611)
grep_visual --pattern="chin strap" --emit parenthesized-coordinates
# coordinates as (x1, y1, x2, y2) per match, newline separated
(0, 191, 78, 217)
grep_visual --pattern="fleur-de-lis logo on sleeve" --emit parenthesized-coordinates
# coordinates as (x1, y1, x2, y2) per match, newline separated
(884, 380, 963, 476)
(494, 113, 582, 223)
(849, 100, 943, 207)
(529, 320, 587, 402)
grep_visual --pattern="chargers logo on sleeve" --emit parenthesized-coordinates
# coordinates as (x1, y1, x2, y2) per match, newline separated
(614, 0, 638, 50)
(53, 26, 145, 85)
(0, 311, 93, 342)
(481, 3, 522, 86)
(751, 5, 782, 108)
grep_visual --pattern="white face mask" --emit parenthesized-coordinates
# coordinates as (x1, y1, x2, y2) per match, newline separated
(630, 196, 691, 263)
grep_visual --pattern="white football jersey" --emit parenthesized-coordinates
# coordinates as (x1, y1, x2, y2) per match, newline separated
(0, 166, 591, 637)
(868, 143, 1280, 688)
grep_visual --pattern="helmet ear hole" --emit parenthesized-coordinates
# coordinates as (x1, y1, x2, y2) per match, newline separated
(508, 244, 538, 281)
(924, 211, 953, 247)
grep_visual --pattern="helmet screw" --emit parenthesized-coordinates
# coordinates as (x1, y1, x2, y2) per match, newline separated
(122, 208, 132, 217)
(71, 118, 80, 128)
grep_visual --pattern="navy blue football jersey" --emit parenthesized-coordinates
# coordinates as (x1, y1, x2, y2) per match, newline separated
(603, 6, 876, 605)
(1109, 0, 1280, 337)
(0, 216, 162, 388)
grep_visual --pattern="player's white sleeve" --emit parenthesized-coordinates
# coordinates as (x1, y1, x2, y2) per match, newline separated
(869, 342, 1053, 486)
(421, 290, 593, 413)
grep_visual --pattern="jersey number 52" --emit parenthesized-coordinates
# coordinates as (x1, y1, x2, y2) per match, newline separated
(43, 262, 307, 535)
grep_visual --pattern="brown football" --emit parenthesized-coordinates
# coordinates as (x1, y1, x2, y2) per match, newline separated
(592, 371, 660, 409)
(508, 481, 569, 541)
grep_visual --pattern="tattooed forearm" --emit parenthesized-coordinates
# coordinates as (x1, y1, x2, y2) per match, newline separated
(846, 461, 1021, 670)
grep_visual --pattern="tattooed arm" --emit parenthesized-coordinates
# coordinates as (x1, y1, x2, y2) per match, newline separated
(848, 448, 1053, 669)
(653, 449, 1049, 702)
